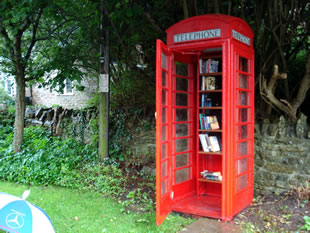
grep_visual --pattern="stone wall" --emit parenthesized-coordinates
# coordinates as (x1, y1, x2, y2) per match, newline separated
(254, 115, 310, 193)
(25, 106, 97, 144)
(24, 104, 310, 193)
(30, 77, 97, 109)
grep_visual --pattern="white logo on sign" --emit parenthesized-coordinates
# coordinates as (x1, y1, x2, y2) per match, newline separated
(6, 209, 25, 229)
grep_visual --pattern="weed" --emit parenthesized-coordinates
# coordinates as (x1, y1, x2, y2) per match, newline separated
(299, 216, 310, 232)
(294, 180, 310, 207)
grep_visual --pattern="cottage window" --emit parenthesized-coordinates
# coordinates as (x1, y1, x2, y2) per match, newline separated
(64, 78, 73, 94)
(58, 78, 73, 95)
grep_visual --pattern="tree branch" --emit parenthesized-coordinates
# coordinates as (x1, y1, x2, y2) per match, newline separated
(260, 64, 297, 121)
(291, 52, 310, 111)
(143, 11, 165, 36)
(0, 25, 15, 62)
(183, 0, 189, 18)
(25, 6, 45, 60)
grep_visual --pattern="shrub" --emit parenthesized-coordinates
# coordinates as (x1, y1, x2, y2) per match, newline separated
(0, 87, 13, 104)
(0, 126, 97, 185)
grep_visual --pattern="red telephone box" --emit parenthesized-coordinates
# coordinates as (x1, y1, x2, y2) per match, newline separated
(156, 14, 254, 225)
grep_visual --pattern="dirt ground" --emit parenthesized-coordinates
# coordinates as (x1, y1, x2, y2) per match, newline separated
(125, 166, 310, 232)
(233, 190, 310, 232)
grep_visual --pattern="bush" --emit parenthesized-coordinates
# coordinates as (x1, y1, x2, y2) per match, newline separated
(0, 116, 155, 210)
(0, 126, 97, 185)
(0, 123, 129, 197)
(0, 87, 13, 104)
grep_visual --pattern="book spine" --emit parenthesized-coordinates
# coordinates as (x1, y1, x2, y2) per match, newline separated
(201, 94, 205, 107)
(199, 114, 204, 130)
(203, 116, 208, 129)
(205, 175, 222, 181)
(199, 134, 208, 152)
(201, 76, 205, 91)
(204, 134, 212, 151)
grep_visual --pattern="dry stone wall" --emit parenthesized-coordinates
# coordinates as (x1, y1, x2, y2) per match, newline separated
(23, 106, 310, 193)
(254, 115, 310, 193)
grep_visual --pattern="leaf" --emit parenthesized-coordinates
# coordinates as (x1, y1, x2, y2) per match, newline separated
(135, 219, 149, 223)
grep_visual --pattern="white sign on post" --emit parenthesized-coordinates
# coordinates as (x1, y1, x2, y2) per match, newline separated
(99, 74, 109, 93)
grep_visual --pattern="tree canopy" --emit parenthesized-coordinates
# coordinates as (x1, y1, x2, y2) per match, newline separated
(0, 0, 309, 151)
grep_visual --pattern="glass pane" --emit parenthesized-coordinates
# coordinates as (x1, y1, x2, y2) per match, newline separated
(161, 161, 167, 178)
(161, 143, 167, 160)
(238, 174, 248, 191)
(161, 179, 167, 195)
(176, 124, 188, 137)
(176, 109, 188, 121)
(239, 91, 248, 106)
(162, 90, 166, 105)
(176, 168, 189, 184)
(176, 138, 188, 152)
(238, 158, 248, 174)
(65, 79, 73, 93)
(239, 74, 248, 89)
(238, 125, 248, 139)
(176, 78, 188, 91)
(239, 108, 248, 122)
(239, 141, 248, 156)
(176, 62, 188, 76)
(176, 93, 188, 106)
(162, 71, 167, 87)
(176, 153, 189, 168)
(239, 57, 248, 72)
(162, 125, 167, 142)
(162, 107, 167, 123)
(162, 53, 167, 69)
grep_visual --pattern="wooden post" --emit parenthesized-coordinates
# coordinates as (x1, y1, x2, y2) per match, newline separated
(98, 0, 109, 160)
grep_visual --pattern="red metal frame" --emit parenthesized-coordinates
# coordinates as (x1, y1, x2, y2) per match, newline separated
(156, 14, 254, 225)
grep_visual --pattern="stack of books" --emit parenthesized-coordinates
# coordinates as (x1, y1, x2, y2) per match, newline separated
(199, 59, 219, 73)
(199, 114, 220, 130)
(201, 170, 222, 181)
(199, 134, 221, 152)
(200, 76, 216, 90)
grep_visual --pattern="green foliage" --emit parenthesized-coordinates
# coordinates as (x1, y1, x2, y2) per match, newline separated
(0, 126, 97, 185)
(0, 87, 13, 104)
(299, 216, 310, 231)
(80, 162, 125, 196)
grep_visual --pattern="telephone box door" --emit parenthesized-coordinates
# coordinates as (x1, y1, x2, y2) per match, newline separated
(156, 39, 173, 226)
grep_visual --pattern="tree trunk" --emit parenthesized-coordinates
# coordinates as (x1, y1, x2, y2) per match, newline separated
(13, 71, 26, 152)
(183, 0, 189, 19)
(260, 53, 310, 122)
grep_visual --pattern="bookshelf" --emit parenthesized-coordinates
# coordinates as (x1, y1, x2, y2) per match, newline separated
(197, 53, 223, 206)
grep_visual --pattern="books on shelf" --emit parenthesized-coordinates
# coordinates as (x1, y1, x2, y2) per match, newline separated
(199, 134, 210, 152)
(199, 114, 220, 130)
(201, 170, 222, 181)
(209, 116, 220, 129)
(199, 134, 221, 152)
(201, 94, 212, 107)
(209, 136, 221, 152)
(199, 59, 219, 73)
(200, 76, 216, 90)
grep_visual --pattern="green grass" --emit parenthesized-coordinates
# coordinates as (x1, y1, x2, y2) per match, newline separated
(0, 181, 194, 233)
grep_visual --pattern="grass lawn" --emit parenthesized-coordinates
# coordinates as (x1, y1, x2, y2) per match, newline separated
(0, 181, 194, 233)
